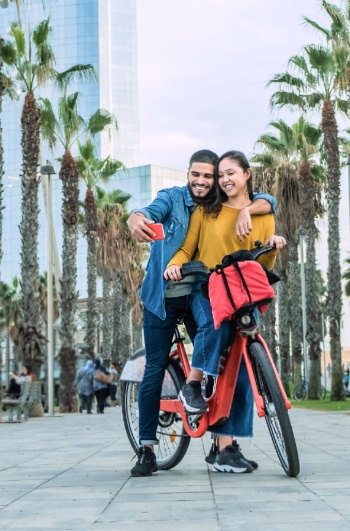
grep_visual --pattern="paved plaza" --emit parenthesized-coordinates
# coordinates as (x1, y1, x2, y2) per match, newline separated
(1, 404, 350, 530)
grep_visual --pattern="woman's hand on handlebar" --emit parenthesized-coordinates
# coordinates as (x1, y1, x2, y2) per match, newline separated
(265, 235, 286, 250)
(164, 265, 183, 281)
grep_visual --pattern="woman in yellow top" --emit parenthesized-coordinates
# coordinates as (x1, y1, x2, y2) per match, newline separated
(164, 150, 285, 473)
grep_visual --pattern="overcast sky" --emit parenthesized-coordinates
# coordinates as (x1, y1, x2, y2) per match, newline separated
(136, 0, 330, 169)
(136, 0, 350, 349)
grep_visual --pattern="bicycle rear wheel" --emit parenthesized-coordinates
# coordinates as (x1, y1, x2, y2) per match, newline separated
(250, 342, 300, 477)
(122, 359, 191, 470)
(294, 384, 306, 401)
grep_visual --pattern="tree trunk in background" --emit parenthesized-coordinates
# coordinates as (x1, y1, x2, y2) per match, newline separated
(288, 241, 303, 387)
(84, 189, 98, 358)
(261, 296, 277, 365)
(19, 92, 44, 378)
(299, 161, 323, 399)
(0, 36, 4, 266)
(321, 99, 344, 400)
(58, 150, 79, 412)
(277, 277, 291, 397)
(102, 276, 113, 360)
(132, 311, 143, 352)
(112, 274, 131, 368)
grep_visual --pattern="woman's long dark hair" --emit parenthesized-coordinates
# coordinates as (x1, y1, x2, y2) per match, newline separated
(203, 150, 253, 216)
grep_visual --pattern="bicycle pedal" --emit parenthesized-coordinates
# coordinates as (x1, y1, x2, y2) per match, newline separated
(187, 413, 203, 423)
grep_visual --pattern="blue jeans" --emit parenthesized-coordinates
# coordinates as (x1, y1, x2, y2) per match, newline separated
(190, 279, 234, 376)
(139, 295, 195, 445)
(208, 357, 254, 438)
(191, 279, 253, 438)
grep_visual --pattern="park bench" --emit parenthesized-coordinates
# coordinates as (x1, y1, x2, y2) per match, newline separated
(2, 381, 41, 422)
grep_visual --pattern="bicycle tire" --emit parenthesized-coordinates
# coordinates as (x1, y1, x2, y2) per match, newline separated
(294, 384, 306, 401)
(122, 359, 191, 470)
(250, 342, 300, 477)
(318, 385, 326, 400)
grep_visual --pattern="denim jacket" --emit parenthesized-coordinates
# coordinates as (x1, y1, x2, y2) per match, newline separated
(137, 186, 276, 320)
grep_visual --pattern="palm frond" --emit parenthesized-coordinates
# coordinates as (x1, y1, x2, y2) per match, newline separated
(9, 22, 26, 57)
(270, 90, 305, 110)
(55, 64, 97, 90)
(1, 41, 17, 65)
(304, 44, 335, 75)
(302, 15, 331, 39)
(335, 97, 350, 115)
(39, 96, 60, 149)
(87, 108, 118, 135)
(268, 71, 305, 89)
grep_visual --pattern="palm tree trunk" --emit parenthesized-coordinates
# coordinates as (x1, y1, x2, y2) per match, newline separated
(19, 92, 44, 378)
(0, 37, 4, 266)
(321, 99, 344, 400)
(288, 240, 303, 386)
(260, 297, 277, 365)
(299, 161, 323, 398)
(132, 311, 143, 351)
(112, 274, 131, 367)
(58, 150, 79, 412)
(84, 189, 98, 358)
(102, 276, 113, 360)
(277, 276, 291, 397)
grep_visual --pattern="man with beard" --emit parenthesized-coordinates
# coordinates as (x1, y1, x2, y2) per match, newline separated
(126, 150, 276, 476)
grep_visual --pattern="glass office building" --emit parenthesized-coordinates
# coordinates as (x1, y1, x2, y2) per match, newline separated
(1, 0, 140, 291)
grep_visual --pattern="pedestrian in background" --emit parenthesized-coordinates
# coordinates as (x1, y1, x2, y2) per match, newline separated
(93, 357, 111, 414)
(74, 360, 94, 414)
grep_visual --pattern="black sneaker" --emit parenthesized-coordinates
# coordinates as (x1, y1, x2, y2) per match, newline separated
(205, 442, 220, 464)
(206, 441, 258, 470)
(130, 446, 158, 477)
(231, 440, 258, 470)
(178, 381, 208, 413)
(212, 445, 254, 473)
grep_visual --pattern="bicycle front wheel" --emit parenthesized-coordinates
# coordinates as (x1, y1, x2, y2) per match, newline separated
(250, 342, 300, 477)
(122, 359, 191, 470)
(294, 384, 306, 401)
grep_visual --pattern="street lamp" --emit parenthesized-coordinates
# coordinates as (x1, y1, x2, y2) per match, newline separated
(41, 162, 56, 416)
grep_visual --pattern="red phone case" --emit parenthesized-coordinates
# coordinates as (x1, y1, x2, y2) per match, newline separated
(148, 223, 165, 240)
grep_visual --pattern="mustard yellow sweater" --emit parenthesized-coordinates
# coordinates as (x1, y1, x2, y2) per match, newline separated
(168, 205, 277, 270)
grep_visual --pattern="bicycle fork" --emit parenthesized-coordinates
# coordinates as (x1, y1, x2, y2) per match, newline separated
(245, 334, 292, 417)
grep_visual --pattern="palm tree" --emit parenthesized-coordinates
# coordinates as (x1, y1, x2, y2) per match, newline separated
(0, 36, 4, 268)
(0, 277, 21, 399)
(94, 187, 145, 365)
(77, 141, 124, 358)
(1, 17, 95, 379)
(40, 90, 119, 412)
(344, 256, 350, 297)
(0, 20, 56, 374)
(269, 43, 348, 400)
(95, 188, 131, 361)
(304, 1, 350, 97)
(253, 127, 301, 395)
(292, 117, 326, 397)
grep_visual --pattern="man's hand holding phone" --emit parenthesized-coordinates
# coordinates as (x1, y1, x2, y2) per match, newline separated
(127, 213, 165, 242)
(147, 223, 165, 240)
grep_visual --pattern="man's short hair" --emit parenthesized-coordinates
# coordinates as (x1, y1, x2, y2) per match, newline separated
(189, 149, 218, 167)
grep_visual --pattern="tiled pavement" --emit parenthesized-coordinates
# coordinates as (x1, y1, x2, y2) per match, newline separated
(1, 403, 350, 530)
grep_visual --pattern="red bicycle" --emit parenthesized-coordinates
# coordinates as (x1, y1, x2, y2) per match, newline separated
(121, 244, 300, 477)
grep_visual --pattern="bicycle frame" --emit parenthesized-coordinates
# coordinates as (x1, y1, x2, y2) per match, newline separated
(159, 324, 291, 439)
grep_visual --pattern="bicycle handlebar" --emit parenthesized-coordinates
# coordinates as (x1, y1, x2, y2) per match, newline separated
(180, 241, 276, 279)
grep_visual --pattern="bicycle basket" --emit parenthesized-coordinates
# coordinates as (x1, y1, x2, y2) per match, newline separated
(208, 259, 276, 330)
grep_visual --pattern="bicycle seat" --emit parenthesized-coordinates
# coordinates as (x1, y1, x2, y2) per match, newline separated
(180, 261, 210, 278)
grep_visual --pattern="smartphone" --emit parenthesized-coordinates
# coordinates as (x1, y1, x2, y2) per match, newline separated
(148, 222, 165, 240)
